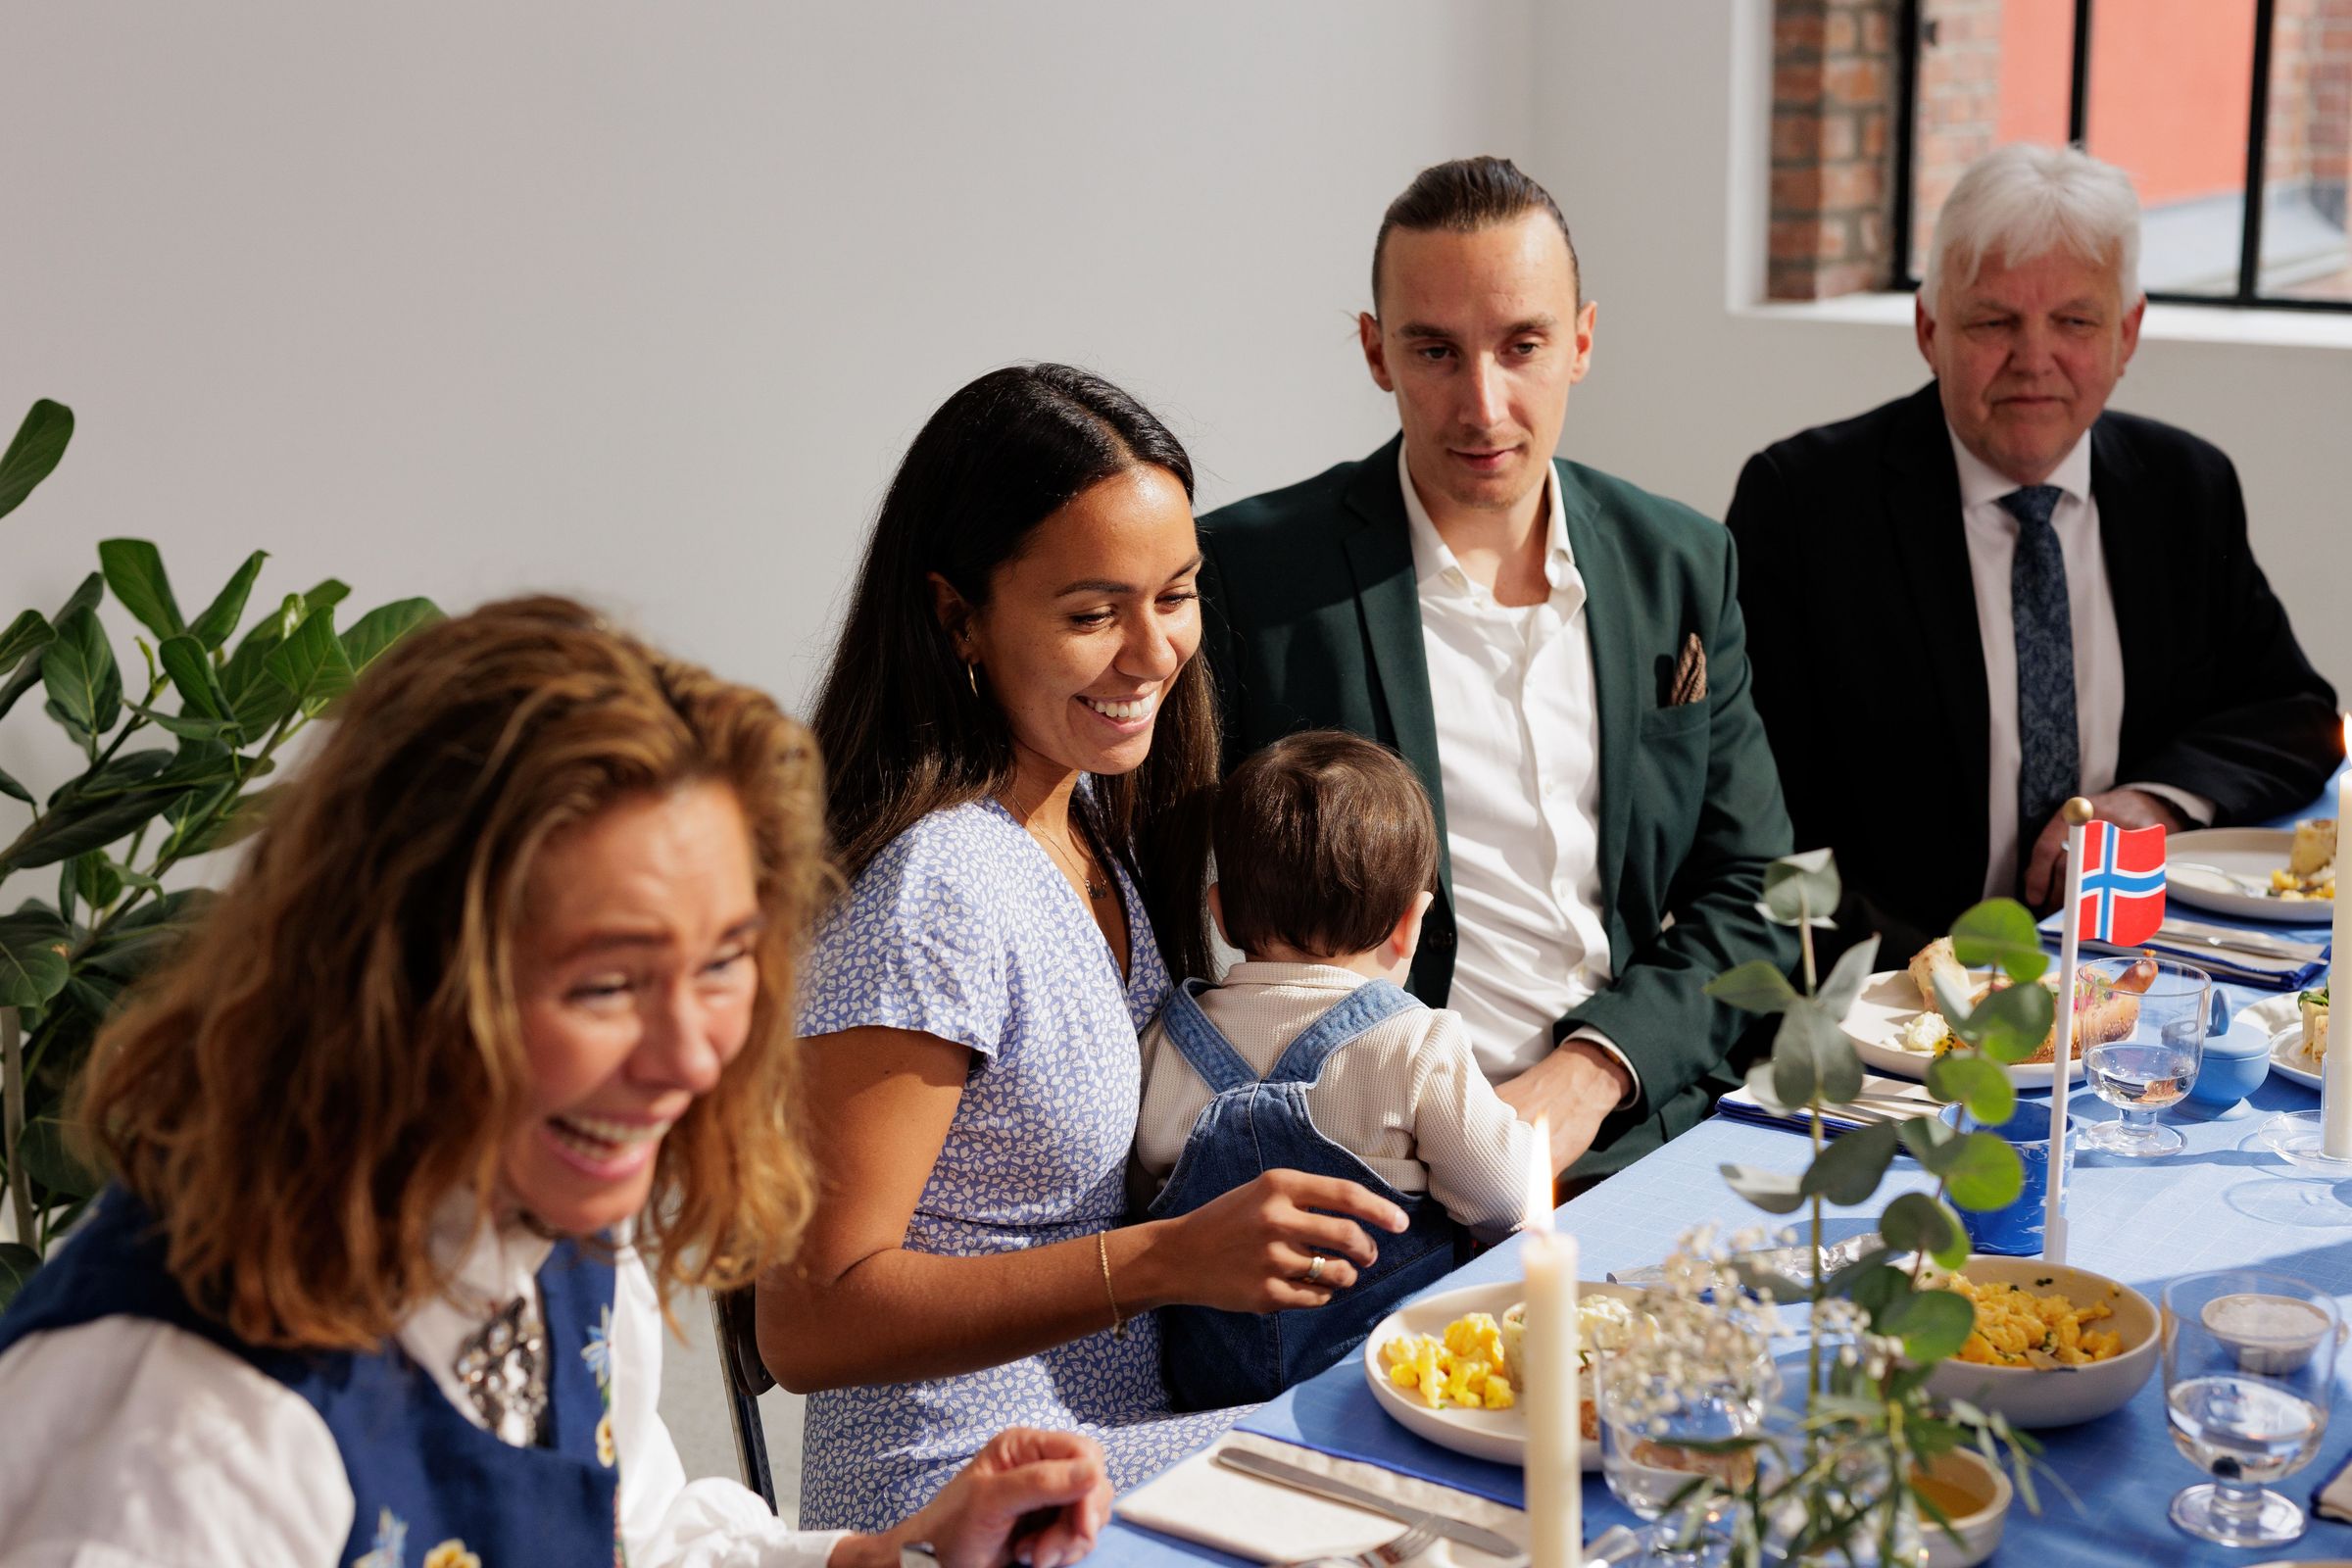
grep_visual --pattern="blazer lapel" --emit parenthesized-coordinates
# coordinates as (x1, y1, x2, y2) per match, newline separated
(2089, 416, 2163, 762)
(1340, 442, 1448, 880)
(1883, 384, 1992, 889)
(1558, 462, 1638, 925)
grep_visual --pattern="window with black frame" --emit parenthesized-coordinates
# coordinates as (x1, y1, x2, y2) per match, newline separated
(1898, 0, 2352, 310)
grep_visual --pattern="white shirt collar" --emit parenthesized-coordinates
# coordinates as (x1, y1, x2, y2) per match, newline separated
(1398, 444, 1573, 595)
(423, 1188, 557, 1315)
(1945, 421, 2093, 513)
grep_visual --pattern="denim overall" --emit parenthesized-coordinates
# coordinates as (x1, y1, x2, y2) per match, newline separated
(0, 1188, 624, 1568)
(1148, 977, 1468, 1411)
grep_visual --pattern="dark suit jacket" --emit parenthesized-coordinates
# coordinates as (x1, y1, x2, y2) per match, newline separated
(1726, 381, 2341, 958)
(1198, 438, 1798, 1177)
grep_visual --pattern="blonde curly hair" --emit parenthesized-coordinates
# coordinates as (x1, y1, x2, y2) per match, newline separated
(76, 595, 830, 1348)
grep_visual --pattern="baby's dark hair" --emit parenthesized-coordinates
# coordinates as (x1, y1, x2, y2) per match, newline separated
(1213, 730, 1439, 959)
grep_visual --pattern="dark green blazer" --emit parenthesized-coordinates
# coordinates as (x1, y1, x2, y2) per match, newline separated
(1197, 438, 1797, 1176)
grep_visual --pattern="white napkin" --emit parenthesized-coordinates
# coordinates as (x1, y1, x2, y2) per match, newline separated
(2318, 1443, 2352, 1524)
(2240, 993, 2302, 1038)
(1116, 1430, 1526, 1566)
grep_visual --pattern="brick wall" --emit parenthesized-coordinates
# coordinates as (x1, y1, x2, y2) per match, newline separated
(1768, 0, 1903, 298)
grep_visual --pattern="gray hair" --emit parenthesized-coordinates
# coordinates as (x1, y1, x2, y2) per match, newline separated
(1922, 143, 2142, 316)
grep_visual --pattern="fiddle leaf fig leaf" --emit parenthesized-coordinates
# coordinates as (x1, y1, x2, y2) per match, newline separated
(260, 609, 355, 718)
(40, 608, 122, 740)
(0, 611, 53, 672)
(0, 398, 74, 521)
(157, 633, 226, 720)
(0, 909, 73, 1007)
(98, 539, 184, 639)
(188, 550, 269, 650)
(0, 1244, 38, 1312)
(340, 597, 441, 677)
(0, 573, 100, 724)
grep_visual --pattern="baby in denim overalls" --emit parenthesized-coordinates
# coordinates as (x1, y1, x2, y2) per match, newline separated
(1135, 730, 1535, 1410)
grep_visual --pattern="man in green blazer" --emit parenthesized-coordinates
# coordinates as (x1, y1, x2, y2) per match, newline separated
(1198, 158, 1795, 1183)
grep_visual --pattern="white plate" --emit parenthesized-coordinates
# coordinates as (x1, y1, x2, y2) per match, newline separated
(1361, 1277, 1640, 1469)
(1839, 971, 2084, 1089)
(2269, 1023, 2323, 1092)
(2168, 826, 2333, 924)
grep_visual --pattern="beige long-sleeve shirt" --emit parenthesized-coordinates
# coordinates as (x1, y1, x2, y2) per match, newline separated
(1135, 962, 1535, 1242)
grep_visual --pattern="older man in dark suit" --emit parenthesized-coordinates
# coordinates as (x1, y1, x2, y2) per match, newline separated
(1727, 144, 2339, 959)
(1200, 158, 1796, 1184)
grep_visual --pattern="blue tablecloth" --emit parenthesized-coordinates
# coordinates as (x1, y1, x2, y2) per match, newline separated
(1092, 780, 2350, 1568)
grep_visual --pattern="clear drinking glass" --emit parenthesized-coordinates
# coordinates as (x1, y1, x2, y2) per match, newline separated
(2162, 1269, 2339, 1547)
(1597, 1359, 1776, 1563)
(2079, 956, 2210, 1157)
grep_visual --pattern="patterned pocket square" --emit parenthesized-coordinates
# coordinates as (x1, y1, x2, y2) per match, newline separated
(1669, 632, 1707, 706)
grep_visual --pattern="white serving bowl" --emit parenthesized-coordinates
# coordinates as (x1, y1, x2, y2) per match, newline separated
(1919, 1255, 2159, 1429)
(1915, 1445, 2013, 1568)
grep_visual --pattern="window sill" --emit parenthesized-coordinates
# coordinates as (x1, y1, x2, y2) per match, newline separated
(1731, 291, 2352, 351)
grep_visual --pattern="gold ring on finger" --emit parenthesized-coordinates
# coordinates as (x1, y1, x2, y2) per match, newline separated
(1304, 1254, 1326, 1284)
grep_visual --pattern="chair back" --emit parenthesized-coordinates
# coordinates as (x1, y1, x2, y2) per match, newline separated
(710, 1285, 777, 1511)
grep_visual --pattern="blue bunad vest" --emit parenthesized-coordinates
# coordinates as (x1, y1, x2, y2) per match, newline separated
(1147, 977, 1469, 1412)
(0, 1188, 626, 1568)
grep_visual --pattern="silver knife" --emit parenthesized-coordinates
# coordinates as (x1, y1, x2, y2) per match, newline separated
(1212, 1446, 1522, 1558)
(2156, 917, 2325, 962)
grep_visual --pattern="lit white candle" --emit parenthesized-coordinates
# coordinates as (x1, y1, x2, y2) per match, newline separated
(1520, 1119, 1581, 1568)
(2324, 719, 2351, 1158)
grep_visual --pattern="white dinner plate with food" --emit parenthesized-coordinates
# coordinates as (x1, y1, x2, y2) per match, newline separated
(1362, 1277, 1642, 1468)
(2168, 826, 2334, 924)
(2270, 1024, 2324, 1092)
(1839, 970, 2084, 1089)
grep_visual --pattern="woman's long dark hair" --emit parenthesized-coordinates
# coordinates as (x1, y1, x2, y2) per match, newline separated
(809, 363, 1220, 980)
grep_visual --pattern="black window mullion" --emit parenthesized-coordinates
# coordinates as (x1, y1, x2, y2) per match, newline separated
(2239, 0, 2279, 304)
(2068, 0, 2093, 145)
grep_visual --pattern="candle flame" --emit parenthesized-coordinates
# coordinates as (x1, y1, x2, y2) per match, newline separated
(1524, 1116, 1553, 1234)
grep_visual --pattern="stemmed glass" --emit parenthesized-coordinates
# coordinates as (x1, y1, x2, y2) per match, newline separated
(2162, 1269, 2339, 1547)
(1597, 1355, 1779, 1563)
(2078, 956, 2209, 1157)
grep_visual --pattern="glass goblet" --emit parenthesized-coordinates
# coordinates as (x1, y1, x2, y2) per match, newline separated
(2078, 956, 2210, 1157)
(2162, 1269, 2339, 1547)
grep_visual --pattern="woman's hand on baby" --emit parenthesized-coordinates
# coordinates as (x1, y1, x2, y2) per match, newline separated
(1160, 1169, 1408, 1313)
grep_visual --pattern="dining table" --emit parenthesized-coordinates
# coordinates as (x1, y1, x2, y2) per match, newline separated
(1091, 787, 2348, 1568)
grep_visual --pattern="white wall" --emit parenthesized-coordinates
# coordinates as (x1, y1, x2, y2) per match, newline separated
(2, 0, 1539, 1511)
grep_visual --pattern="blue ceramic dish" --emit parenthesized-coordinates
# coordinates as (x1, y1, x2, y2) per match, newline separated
(2186, 1013, 2273, 1107)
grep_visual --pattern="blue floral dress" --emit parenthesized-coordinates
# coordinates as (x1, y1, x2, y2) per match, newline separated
(794, 796, 1241, 1530)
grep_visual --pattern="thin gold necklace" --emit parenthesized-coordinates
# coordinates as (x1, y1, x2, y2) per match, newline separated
(1030, 822, 1109, 902)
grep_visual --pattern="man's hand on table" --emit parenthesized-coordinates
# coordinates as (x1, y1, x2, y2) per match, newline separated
(2022, 788, 2188, 911)
(1496, 1038, 1635, 1177)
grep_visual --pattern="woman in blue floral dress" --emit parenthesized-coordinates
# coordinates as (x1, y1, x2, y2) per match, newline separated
(764, 366, 1408, 1532)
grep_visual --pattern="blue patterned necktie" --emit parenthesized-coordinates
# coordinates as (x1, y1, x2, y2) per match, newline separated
(2002, 483, 2078, 886)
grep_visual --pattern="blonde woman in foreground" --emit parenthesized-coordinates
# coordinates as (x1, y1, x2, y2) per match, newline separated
(0, 596, 1111, 1568)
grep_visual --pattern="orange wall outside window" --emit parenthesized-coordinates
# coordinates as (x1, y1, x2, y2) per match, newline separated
(1996, 0, 2258, 207)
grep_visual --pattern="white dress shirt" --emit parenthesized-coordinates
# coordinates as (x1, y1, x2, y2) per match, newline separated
(1948, 426, 2212, 897)
(1134, 961, 1536, 1241)
(0, 1200, 843, 1568)
(1399, 449, 1632, 1094)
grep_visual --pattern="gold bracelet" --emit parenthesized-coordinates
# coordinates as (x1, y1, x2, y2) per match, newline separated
(1097, 1230, 1126, 1339)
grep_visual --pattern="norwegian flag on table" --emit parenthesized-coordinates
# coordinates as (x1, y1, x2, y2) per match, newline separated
(2076, 820, 2166, 946)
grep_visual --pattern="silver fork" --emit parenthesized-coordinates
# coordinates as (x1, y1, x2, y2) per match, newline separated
(1272, 1518, 1442, 1568)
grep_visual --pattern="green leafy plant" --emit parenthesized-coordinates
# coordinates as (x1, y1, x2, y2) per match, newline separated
(1680, 850, 2062, 1562)
(0, 400, 441, 1304)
